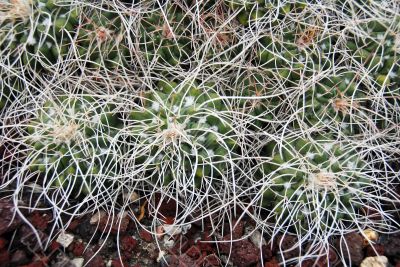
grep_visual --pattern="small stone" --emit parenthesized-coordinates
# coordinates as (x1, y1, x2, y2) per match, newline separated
(29, 212, 50, 231)
(163, 236, 175, 248)
(0, 199, 22, 235)
(230, 239, 260, 267)
(86, 255, 105, 267)
(264, 257, 279, 267)
(70, 241, 85, 257)
(110, 258, 128, 267)
(202, 254, 220, 266)
(10, 250, 29, 265)
(163, 224, 182, 236)
(71, 258, 85, 267)
(366, 244, 385, 257)
(0, 238, 7, 250)
(362, 229, 379, 246)
(120, 235, 137, 253)
(90, 211, 107, 225)
(139, 229, 153, 242)
(0, 251, 10, 266)
(334, 232, 364, 265)
(250, 230, 266, 248)
(360, 256, 388, 267)
(157, 250, 167, 263)
(56, 232, 74, 248)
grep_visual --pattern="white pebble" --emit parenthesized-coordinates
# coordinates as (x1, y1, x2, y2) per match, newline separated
(56, 232, 74, 248)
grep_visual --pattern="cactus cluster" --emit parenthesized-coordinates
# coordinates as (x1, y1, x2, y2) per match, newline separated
(0, 0, 399, 266)
(128, 80, 237, 188)
(26, 94, 121, 195)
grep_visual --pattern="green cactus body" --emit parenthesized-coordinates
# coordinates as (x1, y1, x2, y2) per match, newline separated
(0, 0, 128, 70)
(75, 10, 129, 69)
(255, 17, 337, 83)
(261, 135, 368, 229)
(0, 75, 24, 115)
(27, 95, 121, 195)
(232, 72, 284, 129)
(346, 20, 400, 131)
(299, 71, 367, 134)
(139, 5, 192, 66)
(0, 0, 79, 68)
(225, 0, 302, 26)
(129, 81, 236, 187)
(346, 20, 400, 86)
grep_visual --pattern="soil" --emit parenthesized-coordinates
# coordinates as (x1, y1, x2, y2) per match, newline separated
(0, 195, 400, 267)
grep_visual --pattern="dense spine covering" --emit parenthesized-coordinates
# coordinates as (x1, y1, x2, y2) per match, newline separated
(0, 0, 128, 70)
(26, 95, 121, 195)
(127, 80, 237, 187)
(261, 134, 368, 229)
(0, 0, 399, 266)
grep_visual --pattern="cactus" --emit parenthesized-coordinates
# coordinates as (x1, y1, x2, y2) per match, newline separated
(128, 80, 237, 187)
(26, 94, 121, 195)
(261, 134, 368, 230)
(0, 73, 24, 116)
(139, 4, 192, 66)
(297, 71, 368, 134)
(230, 71, 285, 131)
(0, 0, 128, 70)
(346, 20, 400, 87)
(253, 9, 337, 83)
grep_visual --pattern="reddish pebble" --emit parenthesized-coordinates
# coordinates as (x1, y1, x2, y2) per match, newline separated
(185, 245, 201, 259)
(0, 238, 7, 250)
(68, 220, 80, 231)
(20, 261, 45, 267)
(0, 251, 10, 265)
(202, 254, 220, 266)
(86, 255, 105, 267)
(121, 235, 137, 252)
(29, 212, 49, 231)
(111, 258, 128, 267)
(49, 240, 60, 252)
(366, 244, 385, 256)
(139, 229, 153, 242)
(264, 257, 279, 267)
(71, 241, 85, 257)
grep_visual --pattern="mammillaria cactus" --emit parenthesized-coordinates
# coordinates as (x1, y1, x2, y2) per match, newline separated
(0, 0, 128, 70)
(26, 94, 121, 195)
(139, 4, 192, 66)
(297, 70, 368, 134)
(127, 80, 237, 188)
(346, 20, 400, 87)
(261, 134, 369, 231)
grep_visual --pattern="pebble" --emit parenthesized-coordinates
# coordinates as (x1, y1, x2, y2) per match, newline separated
(163, 236, 175, 248)
(90, 211, 106, 225)
(360, 256, 388, 267)
(156, 250, 167, 263)
(56, 232, 75, 248)
(71, 257, 85, 267)
(250, 230, 266, 248)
